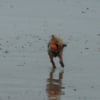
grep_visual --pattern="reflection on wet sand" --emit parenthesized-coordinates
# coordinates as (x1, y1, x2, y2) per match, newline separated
(46, 68, 65, 100)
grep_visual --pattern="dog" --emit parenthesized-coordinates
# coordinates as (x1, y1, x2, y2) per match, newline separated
(48, 35, 67, 68)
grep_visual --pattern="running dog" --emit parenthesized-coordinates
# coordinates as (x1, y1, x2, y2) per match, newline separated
(48, 35, 67, 68)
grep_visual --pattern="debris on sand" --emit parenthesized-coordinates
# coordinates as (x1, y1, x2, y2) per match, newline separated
(81, 11, 86, 14)
(73, 88, 77, 92)
(84, 47, 89, 50)
(97, 34, 100, 36)
(0, 47, 2, 50)
(4, 50, 9, 54)
(86, 8, 89, 10)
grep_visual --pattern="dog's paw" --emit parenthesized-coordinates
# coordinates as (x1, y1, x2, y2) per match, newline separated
(53, 65, 56, 69)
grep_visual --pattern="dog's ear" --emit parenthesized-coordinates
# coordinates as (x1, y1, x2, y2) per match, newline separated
(63, 44, 67, 47)
(51, 35, 55, 39)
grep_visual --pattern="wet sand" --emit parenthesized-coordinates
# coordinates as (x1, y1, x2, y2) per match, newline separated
(0, 0, 100, 100)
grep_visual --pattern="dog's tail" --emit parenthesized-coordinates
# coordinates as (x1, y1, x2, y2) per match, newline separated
(63, 44, 67, 47)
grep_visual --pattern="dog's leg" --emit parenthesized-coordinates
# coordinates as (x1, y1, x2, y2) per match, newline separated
(58, 54, 64, 67)
(49, 55, 56, 68)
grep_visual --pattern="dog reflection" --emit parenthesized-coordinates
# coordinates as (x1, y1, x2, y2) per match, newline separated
(46, 68, 65, 100)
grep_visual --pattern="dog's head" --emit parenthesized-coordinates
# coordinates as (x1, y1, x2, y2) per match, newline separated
(51, 35, 67, 50)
